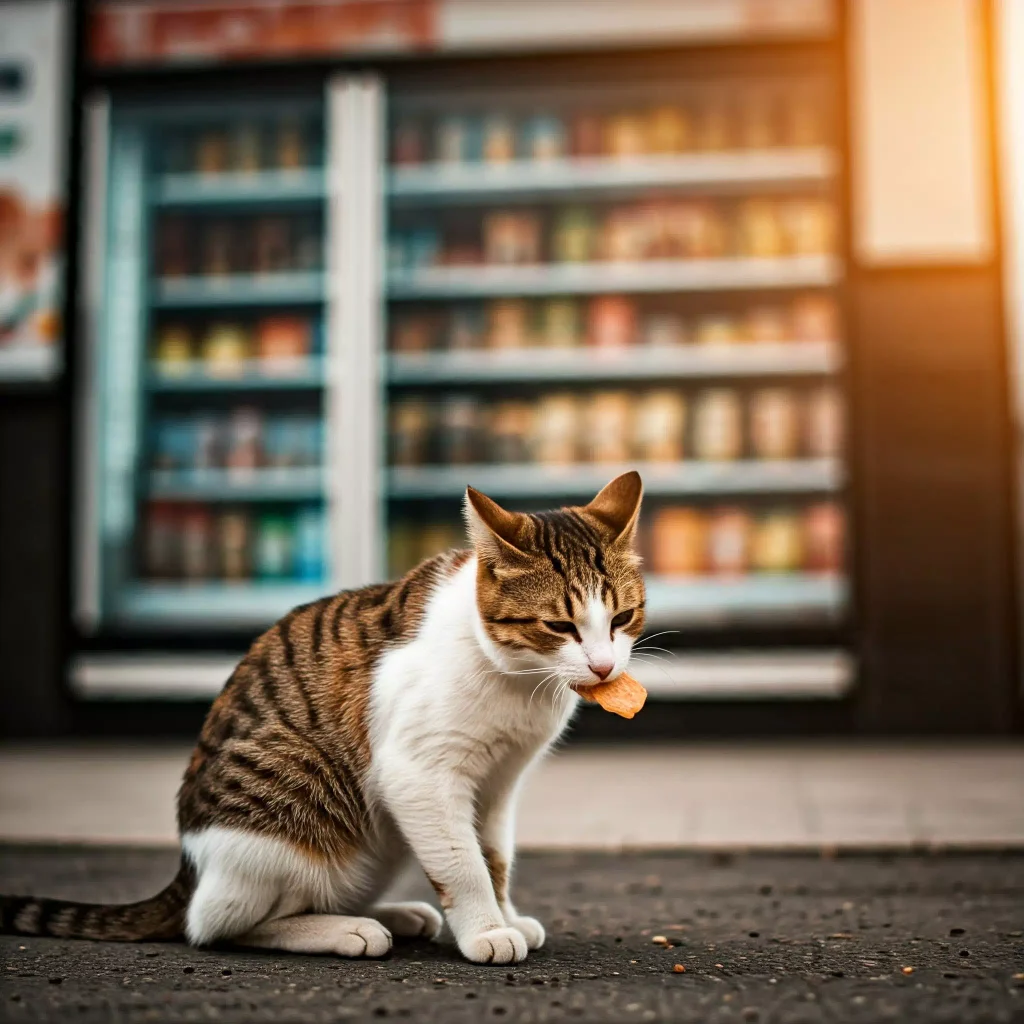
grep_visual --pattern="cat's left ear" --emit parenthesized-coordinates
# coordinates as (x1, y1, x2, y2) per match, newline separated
(584, 471, 643, 547)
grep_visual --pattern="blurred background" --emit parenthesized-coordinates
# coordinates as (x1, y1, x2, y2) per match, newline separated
(0, 0, 1022, 751)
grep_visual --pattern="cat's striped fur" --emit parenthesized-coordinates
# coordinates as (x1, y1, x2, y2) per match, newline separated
(1, 472, 645, 964)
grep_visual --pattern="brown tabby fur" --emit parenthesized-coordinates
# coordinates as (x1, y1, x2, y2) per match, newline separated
(0, 550, 470, 941)
(0, 475, 644, 944)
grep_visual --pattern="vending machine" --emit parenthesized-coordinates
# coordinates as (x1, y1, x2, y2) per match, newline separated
(379, 51, 852, 699)
(73, 5, 852, 702)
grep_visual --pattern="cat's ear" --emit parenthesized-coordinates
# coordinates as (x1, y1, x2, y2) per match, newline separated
(464, 486, 530, 564)
(584, 471, 643, 546)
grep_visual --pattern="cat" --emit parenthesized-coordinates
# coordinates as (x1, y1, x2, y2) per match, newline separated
(1, 472, 645, 965)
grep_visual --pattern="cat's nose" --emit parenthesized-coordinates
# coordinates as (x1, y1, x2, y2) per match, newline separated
(588, 660, 613, 681)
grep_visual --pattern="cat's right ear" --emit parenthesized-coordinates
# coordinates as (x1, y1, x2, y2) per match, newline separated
(464, 487, 530, 565)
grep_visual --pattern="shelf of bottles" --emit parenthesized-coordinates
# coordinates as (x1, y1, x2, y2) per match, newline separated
(383, 71, 848, 626)
(110, 106, 331, 627)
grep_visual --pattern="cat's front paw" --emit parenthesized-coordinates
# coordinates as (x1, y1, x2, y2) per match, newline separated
(458, 926, 528, 964)
(506, 914, 545, 949)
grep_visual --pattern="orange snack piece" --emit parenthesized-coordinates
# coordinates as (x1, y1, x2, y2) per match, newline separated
(577, 671, 647, 719)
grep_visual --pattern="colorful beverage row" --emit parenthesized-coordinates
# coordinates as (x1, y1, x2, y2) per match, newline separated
(390, 387, 842, 467)
(151, 409, 322, 474)
(156, 214, 322, 280)
(142, 503, 325, 583)
(387, 501, 844, 579)
(391, 294, 838, 353)
(160, 118, 320, 176)
(151, 317, 322, 377)
(647, 501, 843, 576)
(389, 198, 836, 270)
(391, 87, 827, 166)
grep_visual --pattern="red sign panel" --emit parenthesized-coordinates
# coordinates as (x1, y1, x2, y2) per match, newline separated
(90, 0, 437, 68)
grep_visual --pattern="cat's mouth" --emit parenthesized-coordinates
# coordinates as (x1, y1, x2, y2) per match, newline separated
(569, 681, 605, 695)
(571, 671, 626, 695)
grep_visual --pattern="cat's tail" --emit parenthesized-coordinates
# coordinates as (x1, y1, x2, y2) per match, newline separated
(0, 855, 195, 942)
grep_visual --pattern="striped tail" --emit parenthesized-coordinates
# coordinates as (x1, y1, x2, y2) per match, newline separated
(0, 856, 194, 942)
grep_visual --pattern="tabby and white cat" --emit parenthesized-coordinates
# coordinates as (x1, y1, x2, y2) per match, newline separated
(1, 472, 645, 965)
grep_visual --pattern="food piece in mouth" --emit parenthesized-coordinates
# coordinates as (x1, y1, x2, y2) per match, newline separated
(575, 671, 647, 719)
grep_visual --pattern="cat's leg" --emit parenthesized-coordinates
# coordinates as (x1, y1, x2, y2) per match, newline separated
(183, 826, 393, 958)
(183, 829, 286, 947)
(381, 763, 528, 964)
(372, 902, 443, 940)
(349, 830, 442, 939)
(477, 768, 545, 950)
(185, 863, 279, 946)
(235, 914, 392, 957)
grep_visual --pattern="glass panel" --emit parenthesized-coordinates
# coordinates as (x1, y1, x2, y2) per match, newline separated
(97, 99, 333, 630)
(383, 69, 849, 629)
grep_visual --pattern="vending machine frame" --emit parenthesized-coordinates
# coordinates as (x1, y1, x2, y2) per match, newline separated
(69, 75, 386, 695)
(68, 34, 860, 705)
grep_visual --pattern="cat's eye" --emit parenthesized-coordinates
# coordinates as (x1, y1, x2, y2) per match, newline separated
(544, 620, 577, 635)
(610, 609, 634, 630)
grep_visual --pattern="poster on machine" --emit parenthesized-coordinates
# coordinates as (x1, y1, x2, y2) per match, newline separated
(0, 0, 67, 382)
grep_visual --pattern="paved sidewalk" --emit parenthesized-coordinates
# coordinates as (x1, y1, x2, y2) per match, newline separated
(1, 742, 1022, 849)
(2, 846, 1022, 1023)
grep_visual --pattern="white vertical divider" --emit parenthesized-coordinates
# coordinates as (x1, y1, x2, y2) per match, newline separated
(324, 78, 347, 591)
(359, 77, 386, 587)
(74, 94, 110, 631)
(326, 75, 386, 591)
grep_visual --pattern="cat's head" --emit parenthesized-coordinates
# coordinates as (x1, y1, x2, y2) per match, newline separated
(464, 471, 645, 692)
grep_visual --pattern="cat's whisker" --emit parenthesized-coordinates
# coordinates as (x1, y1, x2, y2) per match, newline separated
(631, 645, 675, 657)
(547, 674, 569, 703)
(630, 652, 668, 664)
(533, 672, 556, 695)
(554, 685, 571, 705)
(521, 673, 560, 700)
(629, 652, 673, 670)
(628, 659, 671, 679)
(544, 676, 564, 705)
(637, 630, 681, 644)
(628, 658, 674, 682)
(630, 647, 669, 659)
(529, 673, 558, 705)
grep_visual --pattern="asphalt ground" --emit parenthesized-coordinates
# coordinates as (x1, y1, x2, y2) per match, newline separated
(1, 845, 1022, 1023)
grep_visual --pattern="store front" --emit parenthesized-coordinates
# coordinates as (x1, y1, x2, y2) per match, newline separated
(0, 0, 1018, 737)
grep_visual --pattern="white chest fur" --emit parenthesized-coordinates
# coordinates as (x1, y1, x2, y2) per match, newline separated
(367, 556, 577, 803)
